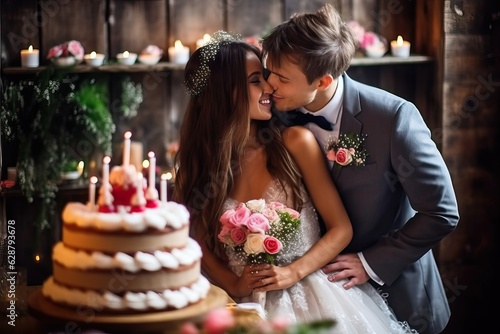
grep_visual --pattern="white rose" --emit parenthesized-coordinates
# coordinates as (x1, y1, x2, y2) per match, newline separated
(245, 199, 266, 213)
(243, 233, 266, 254)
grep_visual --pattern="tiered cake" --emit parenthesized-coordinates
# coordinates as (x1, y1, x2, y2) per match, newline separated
(41, 157, 210, 312)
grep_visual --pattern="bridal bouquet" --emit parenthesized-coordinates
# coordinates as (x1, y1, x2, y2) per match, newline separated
(218, 199, 301, 265)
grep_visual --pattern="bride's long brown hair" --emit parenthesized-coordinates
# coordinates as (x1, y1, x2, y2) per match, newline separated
(173, 40, 302, 253)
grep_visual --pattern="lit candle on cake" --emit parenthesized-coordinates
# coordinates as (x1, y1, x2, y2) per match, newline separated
(160, 173, 168, 203)
(391, 35, 411, 57)
(89, 176, 98, 210)
(102, 156, 111, 185)
(148, 152, 156, 191)
(20, 45, 39, 68)
(123, 131, 132, 166)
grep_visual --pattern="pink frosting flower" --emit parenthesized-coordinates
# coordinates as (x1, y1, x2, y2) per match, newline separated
(243, 213, 270, 233)
(263, 236, 282, 254)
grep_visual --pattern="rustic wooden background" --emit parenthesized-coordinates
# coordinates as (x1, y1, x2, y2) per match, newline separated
(1, 1, 499, 333)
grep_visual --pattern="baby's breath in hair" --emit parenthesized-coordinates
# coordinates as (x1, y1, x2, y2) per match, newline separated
(184, 30, 242, 97)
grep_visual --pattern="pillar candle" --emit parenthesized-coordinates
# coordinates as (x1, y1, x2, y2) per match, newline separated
(148, 152, 156, 191)
(130, 141, 143, 171)
(391, 36, 411, 57)
(102, 156, 111, 185)
(21, 45, 39, 68)
(168, 40, 190, 64)
(89, 176, 98, 210)
(123, 131, 132, 166)
(160, 173, 168, 203)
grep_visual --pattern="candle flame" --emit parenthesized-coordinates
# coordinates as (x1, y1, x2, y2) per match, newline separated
(123, 51, 130, 58)
(166, 172, 173, 180)
(35, 254, 41, 262)
(397, 35, 404, 46)
(124, 131, 132, 139)
(203, 34, 211, 43)
(148, 151, 155, 158)
(90, 176, 98, 184)
(143, 160, 149, 168)
(28, 45, 33, 52)
(161, 173, 168, 181)
(90, 51, 96, 59)
(103, 156, 111, 164)
(174, 40, 184, 49)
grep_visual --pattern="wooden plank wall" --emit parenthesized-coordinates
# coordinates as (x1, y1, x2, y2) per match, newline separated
(438, 1, 500, 332)
(1, 0, 431, 167)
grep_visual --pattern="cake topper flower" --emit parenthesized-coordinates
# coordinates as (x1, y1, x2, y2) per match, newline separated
(325, 133, 368, 167)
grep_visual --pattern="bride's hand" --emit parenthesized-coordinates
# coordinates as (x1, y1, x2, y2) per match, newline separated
(249, 264, 301, 292)
(234, 265, 265, 297)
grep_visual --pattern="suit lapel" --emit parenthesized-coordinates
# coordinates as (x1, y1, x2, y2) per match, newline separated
(332, 74, 363, 181)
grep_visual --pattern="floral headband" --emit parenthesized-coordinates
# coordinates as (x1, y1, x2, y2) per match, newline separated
(184, 30, 242, 97)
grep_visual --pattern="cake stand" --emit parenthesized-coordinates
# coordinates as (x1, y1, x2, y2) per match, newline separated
(28, 285, 229, 333)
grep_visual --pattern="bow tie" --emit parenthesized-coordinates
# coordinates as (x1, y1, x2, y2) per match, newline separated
(287, 110, 333, 131)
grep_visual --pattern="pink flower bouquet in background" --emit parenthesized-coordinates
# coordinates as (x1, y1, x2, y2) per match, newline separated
(47, 40, 84, 66)
(347, 21, 387, 58)
(218, 199, 300, 265)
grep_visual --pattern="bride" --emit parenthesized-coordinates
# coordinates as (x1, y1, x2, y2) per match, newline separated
(173, 31, 416, 333)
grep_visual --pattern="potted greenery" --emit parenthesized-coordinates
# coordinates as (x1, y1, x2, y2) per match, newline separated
(0, 66, 115, 237)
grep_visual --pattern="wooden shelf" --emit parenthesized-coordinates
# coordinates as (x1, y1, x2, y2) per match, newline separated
(3, 56, 432, 75)
(2, 61, 186, 75)
(350, 55, 433, 66)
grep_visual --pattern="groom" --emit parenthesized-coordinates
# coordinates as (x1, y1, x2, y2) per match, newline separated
(261, 4, 459, 334)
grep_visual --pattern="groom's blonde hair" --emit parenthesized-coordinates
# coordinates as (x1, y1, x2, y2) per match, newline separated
(262, 3, 356, 83)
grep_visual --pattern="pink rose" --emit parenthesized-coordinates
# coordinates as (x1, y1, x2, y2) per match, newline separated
(179, 322, 199, 334)
(229, 205, 251, 226)
(203, 308, 235, 334)
(263, 236, 282, 254)
(219, 209, 236, 227)
(66, 40, 84, 60)
(217, 225, 233, 243)
(361, 32, 378, 49)
(243, 213, 270, 233)
(326, 149, 337, 162)
(335, 148, 353, 166)
(268, 201, 286, 210)
(230, 226, 248, 245)
(347, 21, 365, 45)
(47, 45, 63, 59)
(282, 208, 300, 219)
(262, 208, 279, 223)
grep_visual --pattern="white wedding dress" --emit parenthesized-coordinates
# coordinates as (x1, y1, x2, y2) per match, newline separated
(224, 179, 417, 333)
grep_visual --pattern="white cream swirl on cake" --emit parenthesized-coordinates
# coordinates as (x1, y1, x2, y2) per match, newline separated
(42, 163, 210, 312)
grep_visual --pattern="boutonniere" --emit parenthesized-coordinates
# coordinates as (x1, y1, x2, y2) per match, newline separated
(325, 133, 368, 166)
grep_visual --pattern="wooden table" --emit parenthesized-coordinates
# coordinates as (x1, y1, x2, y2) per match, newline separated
(1, 285, 236, 334)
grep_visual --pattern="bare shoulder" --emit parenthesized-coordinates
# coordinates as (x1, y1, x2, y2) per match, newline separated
(282, 126, 318, 155)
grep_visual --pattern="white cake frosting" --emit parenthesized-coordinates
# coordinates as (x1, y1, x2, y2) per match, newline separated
(42, 275, 210, 311)
(62, 201, 189, 231)
(52, 238, 201, 272)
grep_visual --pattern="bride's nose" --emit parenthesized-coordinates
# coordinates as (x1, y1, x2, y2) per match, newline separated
(263, 79, 273, 94)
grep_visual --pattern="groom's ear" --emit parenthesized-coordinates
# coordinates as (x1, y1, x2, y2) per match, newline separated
(317, 74, 334, 91)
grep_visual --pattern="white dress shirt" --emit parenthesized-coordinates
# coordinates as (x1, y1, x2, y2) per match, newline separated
(296, 75, 384, 286)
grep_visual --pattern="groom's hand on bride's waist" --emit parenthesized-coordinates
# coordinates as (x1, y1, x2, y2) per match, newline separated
(322, 254, 370, 290)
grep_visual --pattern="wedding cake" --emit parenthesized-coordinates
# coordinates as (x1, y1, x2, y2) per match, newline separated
(41, 153, 210, 312)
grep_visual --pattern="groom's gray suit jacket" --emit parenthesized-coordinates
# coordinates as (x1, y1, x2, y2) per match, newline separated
(329, 73, 459, 334)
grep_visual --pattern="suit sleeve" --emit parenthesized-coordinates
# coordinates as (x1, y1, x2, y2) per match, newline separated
(362, 101, 459, 285)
